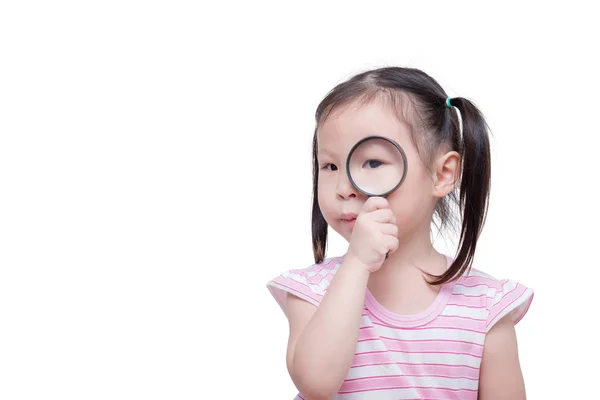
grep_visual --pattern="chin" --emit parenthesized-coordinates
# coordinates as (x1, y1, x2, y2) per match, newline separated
(336, 226, 353, 242)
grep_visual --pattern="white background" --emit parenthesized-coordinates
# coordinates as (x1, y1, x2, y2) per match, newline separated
(1, 1, 598, 399)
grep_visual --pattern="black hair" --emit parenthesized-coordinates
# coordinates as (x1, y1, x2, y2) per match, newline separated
(311, 66, 491, 285)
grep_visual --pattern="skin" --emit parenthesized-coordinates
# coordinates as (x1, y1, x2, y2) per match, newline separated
(285, 96, 526, 399)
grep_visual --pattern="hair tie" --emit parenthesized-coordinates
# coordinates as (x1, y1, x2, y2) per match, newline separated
(446, 97, 453, 108)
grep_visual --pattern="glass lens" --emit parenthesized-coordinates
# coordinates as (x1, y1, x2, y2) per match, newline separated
(348, 137, 405, 196)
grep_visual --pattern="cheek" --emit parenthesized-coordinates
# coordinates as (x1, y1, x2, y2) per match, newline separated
(317, 184, 330, 210)
(317, 183, 336, 223)
(388, 175, 432, 221)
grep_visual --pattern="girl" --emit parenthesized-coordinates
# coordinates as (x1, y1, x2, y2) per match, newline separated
(266, 66, 533, 400)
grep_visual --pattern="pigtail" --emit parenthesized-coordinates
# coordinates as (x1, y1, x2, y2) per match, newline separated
(429, 97, 492, 284)
(311, 128, 328, 264)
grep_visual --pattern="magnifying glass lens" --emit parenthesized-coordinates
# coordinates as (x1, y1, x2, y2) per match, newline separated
(347, 137, 406, 197)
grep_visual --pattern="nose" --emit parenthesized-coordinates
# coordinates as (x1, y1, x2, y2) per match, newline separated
(336, 172, 357, 200)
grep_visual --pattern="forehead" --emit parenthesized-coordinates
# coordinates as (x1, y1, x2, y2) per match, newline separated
(316, 98, 414, 157)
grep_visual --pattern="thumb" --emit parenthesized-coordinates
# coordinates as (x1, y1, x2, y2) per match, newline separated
(361, 196, 390, 214)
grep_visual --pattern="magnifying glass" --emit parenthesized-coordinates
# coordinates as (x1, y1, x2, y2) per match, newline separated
(345, 135, 408, 258)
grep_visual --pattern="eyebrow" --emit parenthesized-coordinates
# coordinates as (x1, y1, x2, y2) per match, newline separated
(317, 147, 338, 157)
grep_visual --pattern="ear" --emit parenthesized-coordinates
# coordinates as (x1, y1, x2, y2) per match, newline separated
(432, 150, 460, 198)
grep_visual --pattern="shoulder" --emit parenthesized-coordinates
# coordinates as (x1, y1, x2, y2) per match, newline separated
(451, 267, 534, 333)
(266, 255, 344, 316)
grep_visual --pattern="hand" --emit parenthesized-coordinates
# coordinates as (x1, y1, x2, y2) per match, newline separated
(345, 197, 399, 273)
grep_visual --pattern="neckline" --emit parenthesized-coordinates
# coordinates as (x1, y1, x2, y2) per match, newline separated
(363, 254, 456, 328)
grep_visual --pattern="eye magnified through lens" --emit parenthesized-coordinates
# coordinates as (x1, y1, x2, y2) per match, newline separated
(346, 135, 408, 198)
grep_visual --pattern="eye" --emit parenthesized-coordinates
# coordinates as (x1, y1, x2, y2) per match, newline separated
(321, 163, 338, 171)
(364, 159, 383, 168)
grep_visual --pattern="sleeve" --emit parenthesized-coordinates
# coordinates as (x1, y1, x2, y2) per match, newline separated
(265, 258, 340, 317)
(485, 278, 534, 333)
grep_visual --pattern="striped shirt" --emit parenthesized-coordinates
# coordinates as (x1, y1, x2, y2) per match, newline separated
(266, 254, 534, 399)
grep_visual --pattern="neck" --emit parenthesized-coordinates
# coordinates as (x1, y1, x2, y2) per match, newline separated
(368, 222, 447, 281)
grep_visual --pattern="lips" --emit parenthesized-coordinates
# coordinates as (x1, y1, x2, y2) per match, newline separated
(340, 213, 358, 223)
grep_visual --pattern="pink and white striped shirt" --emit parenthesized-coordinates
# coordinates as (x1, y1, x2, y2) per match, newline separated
(266, 254, 534, 399)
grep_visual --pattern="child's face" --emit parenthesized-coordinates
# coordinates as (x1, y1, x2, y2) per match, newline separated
(316, 97, 439, 243)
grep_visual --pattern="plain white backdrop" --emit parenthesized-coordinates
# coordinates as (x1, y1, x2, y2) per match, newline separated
(1, 1, 598, 399)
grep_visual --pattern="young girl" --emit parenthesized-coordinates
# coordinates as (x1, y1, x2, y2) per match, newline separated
(266, 66, 533, 400)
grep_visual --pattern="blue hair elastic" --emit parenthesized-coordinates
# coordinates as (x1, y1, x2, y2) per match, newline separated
(446, 97, 453, 108)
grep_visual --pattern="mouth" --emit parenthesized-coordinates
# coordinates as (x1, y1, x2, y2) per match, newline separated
(340, 213, 358, 224)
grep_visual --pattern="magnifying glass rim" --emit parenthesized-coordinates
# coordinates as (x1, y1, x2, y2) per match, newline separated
(345, 135, 408, 198)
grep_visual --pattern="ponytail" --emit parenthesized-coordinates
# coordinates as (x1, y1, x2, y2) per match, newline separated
(311, 128, 328, 264)
(428, 97, 492, 284)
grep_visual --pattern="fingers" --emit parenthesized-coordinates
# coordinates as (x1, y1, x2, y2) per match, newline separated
(375, 236, 399, 256)
(385, 236, 400, 254)
(369, 208, 397, 224)
(380, 223, 398, 237)
(356, 196, 400, 260)
(361, 196, 390, 213)
(380, 224, 399, 254)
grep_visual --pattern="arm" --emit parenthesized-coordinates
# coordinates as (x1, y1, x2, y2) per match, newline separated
(478, 315, 527, 400)
(285, 257, 370, 400)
